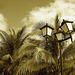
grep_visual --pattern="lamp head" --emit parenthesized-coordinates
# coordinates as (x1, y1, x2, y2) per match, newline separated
(40, 23, 54, 37)
(60, 19, 73, 33)
(54, 31, 64, 42)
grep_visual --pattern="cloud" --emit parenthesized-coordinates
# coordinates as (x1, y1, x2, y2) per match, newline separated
(22, 0, 75, 33)
(0, 13, 8, 32)
(22, 0, 75, 44)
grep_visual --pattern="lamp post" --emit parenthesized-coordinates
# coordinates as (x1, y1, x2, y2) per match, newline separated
(40, 19, 74, 75)
(54, 31, 64, 75)
(54, 20, 73, 75)
(70, 31, 75, 42)
(54, 31, 71, 75)
(60, 19, 73, 33)
(40, 23, 54, 49)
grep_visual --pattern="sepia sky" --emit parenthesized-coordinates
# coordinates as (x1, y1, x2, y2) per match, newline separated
(0, 0, 75, 45)
(0, 0, 75, 33)
(0, 0, 54, 30)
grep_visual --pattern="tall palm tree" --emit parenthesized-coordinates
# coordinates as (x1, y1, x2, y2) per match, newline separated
(0, 15, 74, 75)
(62, 41, 75, 75)
(31, 15, 75, 75)
(0, 26, 56, 75)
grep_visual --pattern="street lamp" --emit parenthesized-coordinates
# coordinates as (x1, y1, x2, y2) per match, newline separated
(60, 19, 73, 33)
(40, 23, 54, 49)
(54, 31, 66, 75)
(40, 23, 54, 37)
(54, 31, 64, 42)
(54, 31, 73, 75)
(40, 20, 74, 75)
(54, 19, 73, 75)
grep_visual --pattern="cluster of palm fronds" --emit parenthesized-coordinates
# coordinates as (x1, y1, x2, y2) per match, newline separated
(0, 15, 75, 75)
(62, 41, 75, 75)
(0, 26, 56, 75)
(0, 26, 28, 57)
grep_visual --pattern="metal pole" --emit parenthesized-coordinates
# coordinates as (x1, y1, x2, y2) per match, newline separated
(45, 37, 48, 50)
(59, 42, 63, 75)
(69, 33, 73, 42)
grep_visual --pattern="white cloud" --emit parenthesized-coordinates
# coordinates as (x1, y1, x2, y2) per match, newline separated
(0, 13, 8, 32)
(22, 0, 75, 44)
(22, 0, 75, 31)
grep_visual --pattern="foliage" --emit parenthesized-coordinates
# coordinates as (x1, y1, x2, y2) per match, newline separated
(62, 41, 75, 75)
(0, 15, 75, 75)
(0, 27, 56, 75)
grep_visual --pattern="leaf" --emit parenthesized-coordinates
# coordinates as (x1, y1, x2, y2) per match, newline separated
(0, 30, 11, 45)
(17, 26, 26, 40)
(9, 28, 16, 39)
(63, 41, 75, 60)
(11, 44, 55, 75)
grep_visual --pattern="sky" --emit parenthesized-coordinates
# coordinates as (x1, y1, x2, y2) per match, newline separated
(0, 0, 75, 30)
(0, 0, 54, 31)
(0, 0, 75, 43)
(22, 0, 75, 33)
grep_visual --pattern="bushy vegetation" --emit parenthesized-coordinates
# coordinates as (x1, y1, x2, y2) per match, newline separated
(0, 27, 56, 75)
(0, 16, 75, 75)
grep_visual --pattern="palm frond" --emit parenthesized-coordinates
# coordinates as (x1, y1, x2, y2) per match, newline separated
(9, 28, 16, 39)
(63, 59, 75, 75)
(7, 42, 55, 75)
(35, 47, 55, 64)
(63, 41, 75, 60)
(16, 58, 53, 75)
(62, 41, 75, 75)
(17, 26, 26, 40)
(1, 54, 13, 63)
(0, 30, 11, 43)
(0, 60, 5, 68)
(0, 30, 17, 56)
(55, 14, 60, 31)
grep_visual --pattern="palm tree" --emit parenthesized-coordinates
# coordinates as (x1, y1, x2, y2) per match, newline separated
(0, 15, 74, 75)
(31, 15, 75, 75)
(0, 26, 56, 75)
(62, 41, 75, 75)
